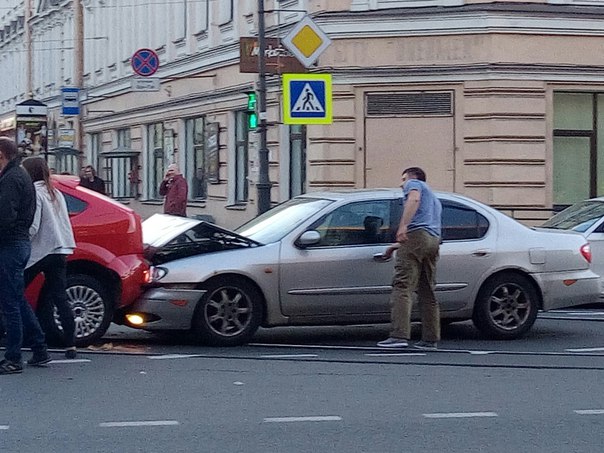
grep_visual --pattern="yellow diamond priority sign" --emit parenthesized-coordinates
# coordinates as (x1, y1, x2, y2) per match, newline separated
(282, 16, 332, 68)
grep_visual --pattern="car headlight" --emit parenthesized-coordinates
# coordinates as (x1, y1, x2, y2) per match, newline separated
(144, 266, 168, 284)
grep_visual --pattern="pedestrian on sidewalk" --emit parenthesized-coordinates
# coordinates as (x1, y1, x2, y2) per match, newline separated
(22, 157, 78, 360)
(159, 163, 188, 217)
(377, 166, 442, 351)
(79, 165, 106, 195)
(0, 138, 50, 374)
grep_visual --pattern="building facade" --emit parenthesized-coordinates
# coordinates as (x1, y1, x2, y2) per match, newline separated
(1, 0, 604, 227)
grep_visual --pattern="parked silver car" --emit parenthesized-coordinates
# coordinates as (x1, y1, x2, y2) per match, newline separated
(125, 189, 600, 345)
(541, 197, 604, 300)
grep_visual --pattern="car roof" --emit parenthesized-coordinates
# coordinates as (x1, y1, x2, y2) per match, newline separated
(296, 188, 482, 205)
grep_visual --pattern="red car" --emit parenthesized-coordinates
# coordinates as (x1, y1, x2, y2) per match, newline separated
(25, 175, 149, 346)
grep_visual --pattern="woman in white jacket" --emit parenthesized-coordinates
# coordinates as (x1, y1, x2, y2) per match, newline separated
(22, 157, 77, 359)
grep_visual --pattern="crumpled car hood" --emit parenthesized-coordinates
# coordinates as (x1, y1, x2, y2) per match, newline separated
(142, 214, 260, 264)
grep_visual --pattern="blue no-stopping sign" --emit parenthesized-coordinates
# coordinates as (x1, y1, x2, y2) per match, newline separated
(131, 48, 159, 77)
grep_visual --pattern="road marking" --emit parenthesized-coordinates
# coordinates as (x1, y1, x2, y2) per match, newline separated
(423, 412, 498, 419)
(574, 409, 604, 415)
(50, 359, 91, 364)
(0, 426, 8, 430)
(99, 420, 179, 427)
(565, 347, 604, 353)
(365, 353, 426, 357)
(264, 416, 342, 423)
(148, 354, 201, 360)
(468, 351, 495, 355)
(259, 354, 318, 359)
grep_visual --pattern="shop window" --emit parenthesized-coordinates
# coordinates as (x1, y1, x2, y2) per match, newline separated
(552, 92, 604, 207)
(147, 123, 164, 200)
(235, 111, 248, 203)
(185, 117, 207, 199)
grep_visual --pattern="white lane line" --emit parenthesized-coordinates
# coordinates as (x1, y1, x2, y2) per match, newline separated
(365, 353, 426, 357)
(259, 354, 318, 359)
(264, 416, 342, 423)
(565, 347, 604, 353)
(50, 359, 91, 364)
(574, 409, 604, 415)
(0, 425, 8, 430)
(99, 420, 179, 427)
(423, 412, 498, 419)
(148, 354, 201, 360)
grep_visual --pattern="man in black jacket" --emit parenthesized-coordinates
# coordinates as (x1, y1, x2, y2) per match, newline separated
(79, 165, 106, 195)
(0, 137, 50, 374)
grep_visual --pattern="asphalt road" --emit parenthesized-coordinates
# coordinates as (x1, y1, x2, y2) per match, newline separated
(2, 310, 604, 452)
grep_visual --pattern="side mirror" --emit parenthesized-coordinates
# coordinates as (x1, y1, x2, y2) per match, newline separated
(297, 230, 321, 247)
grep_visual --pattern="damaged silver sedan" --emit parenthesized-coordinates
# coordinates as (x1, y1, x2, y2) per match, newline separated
(124, 190, 601, 346)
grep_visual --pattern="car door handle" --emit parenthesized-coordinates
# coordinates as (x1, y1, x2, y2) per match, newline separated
(373, 253, 392, 262)
(472, 249, 491, 257)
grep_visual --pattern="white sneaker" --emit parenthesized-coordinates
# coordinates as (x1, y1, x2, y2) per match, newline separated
(377, 337, 409, 348)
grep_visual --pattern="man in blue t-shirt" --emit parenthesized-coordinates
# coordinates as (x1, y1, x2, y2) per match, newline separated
(377, 167, 442, 351)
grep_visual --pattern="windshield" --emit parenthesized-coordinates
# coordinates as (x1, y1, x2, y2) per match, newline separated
(236, 197, 334, 243)
(541, 200, 604, 232)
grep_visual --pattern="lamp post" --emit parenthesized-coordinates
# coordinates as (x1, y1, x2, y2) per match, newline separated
(256, 0, 271, 215)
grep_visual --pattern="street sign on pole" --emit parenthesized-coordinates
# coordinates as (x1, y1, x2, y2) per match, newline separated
(131, 48, 160, 77)
(61, 87, 80, 115)
(282, 16, 332, 68)
(283, 73, 332, 125)
(239, 37, 306, 74)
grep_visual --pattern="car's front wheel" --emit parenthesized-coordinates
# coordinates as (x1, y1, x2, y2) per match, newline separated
(472, 273, 539, 340)
(192, 277, 264, 346)
(38, 274, 114, 347)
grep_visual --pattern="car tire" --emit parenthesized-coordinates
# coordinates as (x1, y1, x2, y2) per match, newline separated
(38, 274, 114, 347)
(472, 273, 539, 340)
(192, 277, 264, 346)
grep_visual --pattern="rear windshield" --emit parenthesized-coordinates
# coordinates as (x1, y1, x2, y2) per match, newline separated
(541, 200, 604, 232)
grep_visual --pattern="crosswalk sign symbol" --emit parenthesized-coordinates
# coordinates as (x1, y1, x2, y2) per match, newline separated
(283, 74, 332, 125)
(292, 83, 325, 114)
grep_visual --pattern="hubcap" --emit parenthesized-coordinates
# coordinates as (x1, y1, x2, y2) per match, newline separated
(204, 287, 252, 337)
(56, 285, 106, 340)
(487, 283, 531, 331)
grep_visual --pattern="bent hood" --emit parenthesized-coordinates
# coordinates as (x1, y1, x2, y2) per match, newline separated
(142, 214, 259, 264)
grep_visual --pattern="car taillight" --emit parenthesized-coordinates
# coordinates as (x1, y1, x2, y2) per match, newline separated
(580, 243, 592, 263)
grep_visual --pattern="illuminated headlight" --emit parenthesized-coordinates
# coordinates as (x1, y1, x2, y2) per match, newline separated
(126, 314, 145, 325)
(145, 266, 168, 284)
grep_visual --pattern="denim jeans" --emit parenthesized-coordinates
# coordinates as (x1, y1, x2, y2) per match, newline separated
(25, 254, 75, 348)
(389, 229, 441, 342)
(0, 240, 47, 363)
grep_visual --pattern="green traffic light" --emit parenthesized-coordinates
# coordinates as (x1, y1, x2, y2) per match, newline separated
(248, 112, 258, 129)
(247, 92, 257, 111)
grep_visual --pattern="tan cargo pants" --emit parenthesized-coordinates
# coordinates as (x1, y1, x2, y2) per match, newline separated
(389, 229, 441, 342)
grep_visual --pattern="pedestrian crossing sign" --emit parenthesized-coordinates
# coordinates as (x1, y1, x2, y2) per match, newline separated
(283, 73, 332, 125)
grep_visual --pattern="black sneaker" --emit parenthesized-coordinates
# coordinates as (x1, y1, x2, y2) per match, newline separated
(65, 348, 77, 360)
(27, 352, 52, 367)
(377, 337, 409, 348)
(413, 341, 438, 351)
(0, 359, 23, 374)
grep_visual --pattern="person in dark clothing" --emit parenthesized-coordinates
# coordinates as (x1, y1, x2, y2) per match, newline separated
(0, 137, 50, 374)
(79, 165, 106, 195)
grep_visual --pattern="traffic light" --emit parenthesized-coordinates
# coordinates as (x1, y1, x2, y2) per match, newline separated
(246, 91, 258, 129)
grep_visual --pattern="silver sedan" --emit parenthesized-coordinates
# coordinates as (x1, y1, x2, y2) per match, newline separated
(124, 189, 600, 345)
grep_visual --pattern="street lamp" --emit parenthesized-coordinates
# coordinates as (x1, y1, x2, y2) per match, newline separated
(256, 0, 271, 215)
